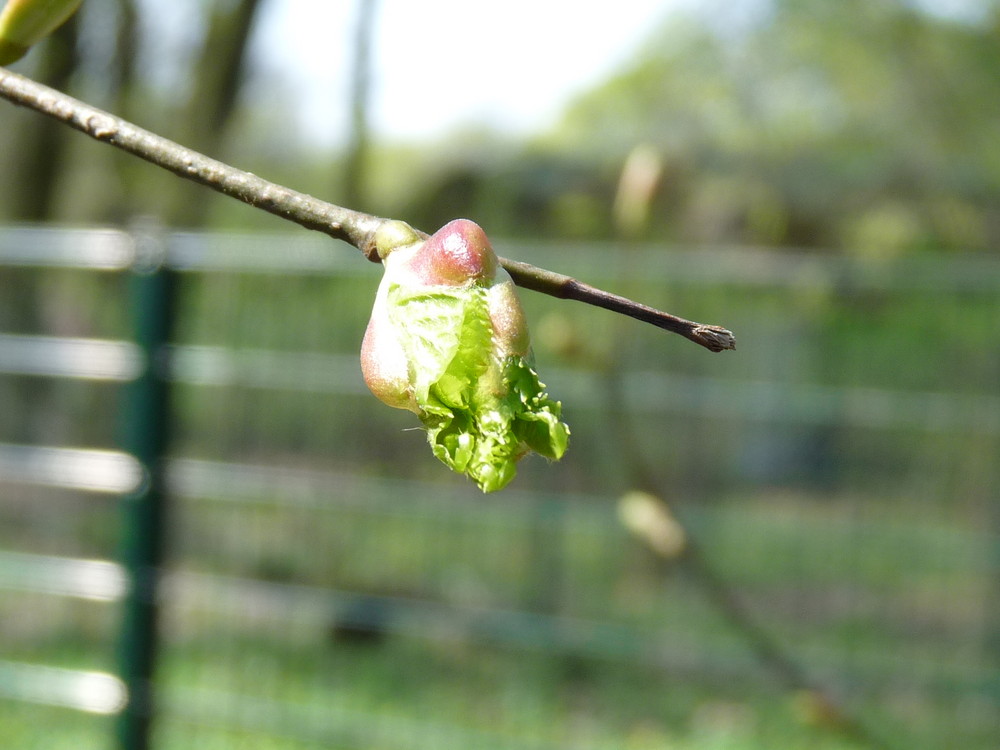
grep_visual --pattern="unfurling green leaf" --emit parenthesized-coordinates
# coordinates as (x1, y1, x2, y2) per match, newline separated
(361, 219, 569, 492)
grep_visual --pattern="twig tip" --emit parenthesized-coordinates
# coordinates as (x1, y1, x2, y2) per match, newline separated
(693, 325, 736, 352)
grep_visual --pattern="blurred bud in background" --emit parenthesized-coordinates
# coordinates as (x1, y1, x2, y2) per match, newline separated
(0, 0, 83, 65)
(618, 490, 686, 559)
(613, 144, 663, 239)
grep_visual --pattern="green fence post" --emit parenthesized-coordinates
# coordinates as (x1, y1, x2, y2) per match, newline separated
(116, 226, 175, 750)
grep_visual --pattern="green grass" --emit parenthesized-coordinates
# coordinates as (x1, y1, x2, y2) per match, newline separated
(1, 484, 995, 750)
(0, 637, 879, 750)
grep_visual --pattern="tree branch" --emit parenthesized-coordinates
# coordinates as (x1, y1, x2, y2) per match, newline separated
(501, 258, 735, 351)
(0, 66, 735, 352)
(0, 66, 383, 254)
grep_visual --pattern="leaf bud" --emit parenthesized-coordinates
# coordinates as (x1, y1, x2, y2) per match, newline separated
(0, 0, 83, 65)
(360, 218, 568, 491)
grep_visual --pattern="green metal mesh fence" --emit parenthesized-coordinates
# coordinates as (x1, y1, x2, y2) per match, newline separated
(0, 225, 997, 750)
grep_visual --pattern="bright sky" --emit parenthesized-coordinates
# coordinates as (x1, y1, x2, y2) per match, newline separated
(141, 0, 980, 149)
(254, 0, 687, 147)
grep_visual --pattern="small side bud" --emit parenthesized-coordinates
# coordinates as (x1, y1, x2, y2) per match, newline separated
(373, 220, 422, 261)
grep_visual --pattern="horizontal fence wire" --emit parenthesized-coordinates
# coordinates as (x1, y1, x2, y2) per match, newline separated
(3, 333, 997, 432)
(6, 225, 1000, 287)
(0, 333, 142, 380)
(0, 443, 143, 493)
(0, 659, 126, 714)
(0, 226, 135, 269)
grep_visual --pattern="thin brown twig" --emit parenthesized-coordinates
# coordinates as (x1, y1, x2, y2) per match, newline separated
(0, 66, 735, 352)
(501, 258, 735, 351)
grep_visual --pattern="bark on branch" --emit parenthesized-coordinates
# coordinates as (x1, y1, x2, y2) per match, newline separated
(0, 66, 735, 352)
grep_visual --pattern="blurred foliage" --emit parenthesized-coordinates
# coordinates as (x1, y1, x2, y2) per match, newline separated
(4, 0, 1000, 252)
(0, 0, 266, 226)
(517, 0, 1000, 248)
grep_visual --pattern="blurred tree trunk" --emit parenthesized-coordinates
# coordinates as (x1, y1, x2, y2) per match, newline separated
(95, 0, 141, 224)
(0, 16, 80, 444)
(164, 0, 265, 227)
(111, 0, 139, 114)
(4, 14, 79, 221)
(342, 0, 379, 211)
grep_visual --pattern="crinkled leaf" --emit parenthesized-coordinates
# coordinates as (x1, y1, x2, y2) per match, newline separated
(386, 283, 492, 410)
(505, 357, 569, 461)
(386, 282, 569, 492)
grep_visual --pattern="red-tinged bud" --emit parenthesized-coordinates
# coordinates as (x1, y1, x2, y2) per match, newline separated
(360, 278, 418, 413)
(486, 279, 530, 359)
(401, 218, 497, 286)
